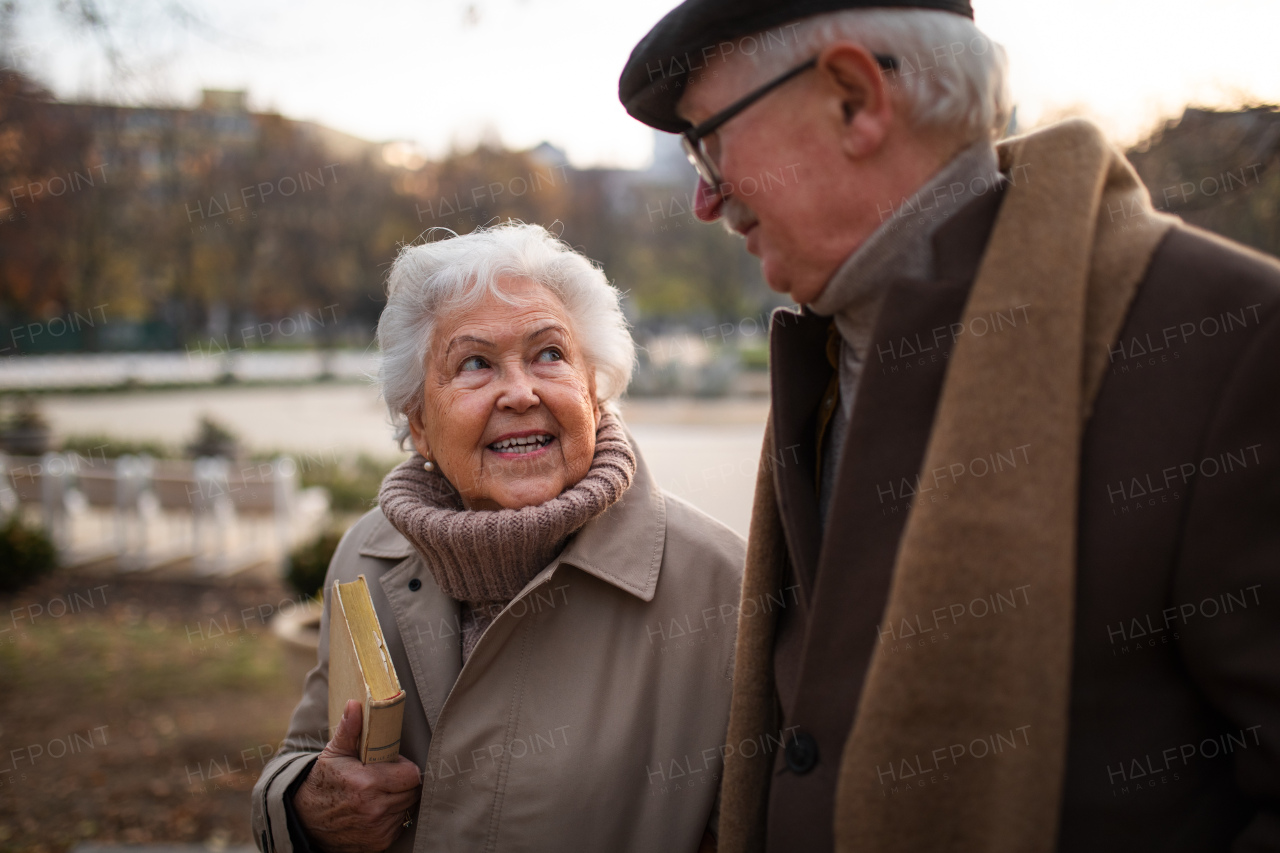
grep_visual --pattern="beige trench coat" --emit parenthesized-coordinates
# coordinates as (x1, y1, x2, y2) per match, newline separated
(252, 443, 745, 852)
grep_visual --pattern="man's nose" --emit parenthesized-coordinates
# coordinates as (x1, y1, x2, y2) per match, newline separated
(694, 178, 724, 222)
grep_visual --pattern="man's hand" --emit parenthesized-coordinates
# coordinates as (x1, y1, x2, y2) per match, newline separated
(292, 699, 422, 853)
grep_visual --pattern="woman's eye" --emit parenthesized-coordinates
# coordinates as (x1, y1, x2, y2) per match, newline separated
(459, 355, 488, 372)
(537, 348, 563, 363)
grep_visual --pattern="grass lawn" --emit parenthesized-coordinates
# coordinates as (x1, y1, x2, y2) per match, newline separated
(0, 571, 311, 852)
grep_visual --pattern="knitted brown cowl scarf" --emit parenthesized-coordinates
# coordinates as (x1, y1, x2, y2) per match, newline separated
(378, 411, 636, 661)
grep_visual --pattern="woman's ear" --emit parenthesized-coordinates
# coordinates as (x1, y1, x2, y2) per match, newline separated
(589, 375, 601, 427)
(407, 411, 432, 460)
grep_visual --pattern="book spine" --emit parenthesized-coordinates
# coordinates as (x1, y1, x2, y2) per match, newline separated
(361, 691, 406, 764)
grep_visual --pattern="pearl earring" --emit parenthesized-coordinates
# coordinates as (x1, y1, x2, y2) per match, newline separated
(422, 459, 435, 472)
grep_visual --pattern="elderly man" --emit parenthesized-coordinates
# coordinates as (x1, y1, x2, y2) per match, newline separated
(620, 2, 1280, 852)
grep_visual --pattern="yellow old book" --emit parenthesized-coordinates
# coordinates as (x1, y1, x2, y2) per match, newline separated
(328, 575, 405, 764)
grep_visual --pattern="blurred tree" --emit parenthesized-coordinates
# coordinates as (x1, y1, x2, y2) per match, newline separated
(0, 69, 101, 342)
(1129, 106, 1280, 259)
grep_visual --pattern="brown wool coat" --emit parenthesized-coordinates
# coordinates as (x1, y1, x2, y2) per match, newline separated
(719, 120, 1280, 853)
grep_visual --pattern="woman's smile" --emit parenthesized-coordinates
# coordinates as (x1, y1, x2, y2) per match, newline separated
(486, 430, 556, 456)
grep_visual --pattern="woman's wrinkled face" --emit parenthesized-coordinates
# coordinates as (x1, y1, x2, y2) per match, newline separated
(408, 277, 600, 511)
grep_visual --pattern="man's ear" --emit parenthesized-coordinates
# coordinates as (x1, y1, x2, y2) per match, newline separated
(816, 42, 894, 160)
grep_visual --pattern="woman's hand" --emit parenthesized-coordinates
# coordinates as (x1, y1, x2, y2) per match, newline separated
(292, 699, 422, 853)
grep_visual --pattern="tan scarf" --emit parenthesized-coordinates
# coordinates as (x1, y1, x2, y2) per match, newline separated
(378, 411, 637, 608)
(718, 119, 1178, 853)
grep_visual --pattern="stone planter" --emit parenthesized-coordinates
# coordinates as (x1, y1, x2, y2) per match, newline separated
(272, 599, 323, 692)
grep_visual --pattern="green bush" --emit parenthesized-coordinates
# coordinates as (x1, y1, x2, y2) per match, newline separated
(186, 415, 240, 459)
(301, 453, 400, 514)
(60, 434, 176, 459)
(739, 344, 770, 371)
(286, 529, 344, 599)
(0, 515, 58, 593)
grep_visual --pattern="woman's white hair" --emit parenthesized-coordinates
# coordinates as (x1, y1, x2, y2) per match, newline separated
(378, 222, 636, 448)
(740, 9, 1011, 145)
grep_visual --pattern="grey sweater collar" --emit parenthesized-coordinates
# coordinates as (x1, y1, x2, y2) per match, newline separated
(809, 141, 1002, 361)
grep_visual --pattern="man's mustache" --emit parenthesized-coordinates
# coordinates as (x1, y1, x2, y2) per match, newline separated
(721, 196, 758, 237)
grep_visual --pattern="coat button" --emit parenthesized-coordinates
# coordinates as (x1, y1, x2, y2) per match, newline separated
(785, 731, 818, 775)
(408, 578, 422, 591)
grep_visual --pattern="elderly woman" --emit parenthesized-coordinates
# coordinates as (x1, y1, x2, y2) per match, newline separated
(252, 223, 745, 853)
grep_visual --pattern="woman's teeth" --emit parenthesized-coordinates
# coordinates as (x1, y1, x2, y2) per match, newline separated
(489, 434, 553, 453)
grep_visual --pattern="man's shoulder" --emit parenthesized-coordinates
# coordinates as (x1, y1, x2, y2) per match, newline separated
(1146, 223, 1280, 308)
(1091, 222, 1280, 457)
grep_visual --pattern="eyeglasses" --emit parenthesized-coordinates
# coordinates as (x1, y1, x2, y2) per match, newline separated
(680, 53, 899, 192)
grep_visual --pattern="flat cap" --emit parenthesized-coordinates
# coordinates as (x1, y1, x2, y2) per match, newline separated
(620, 0, 974, 133)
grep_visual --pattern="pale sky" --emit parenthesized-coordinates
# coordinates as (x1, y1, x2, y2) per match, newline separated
(11, 0, 1280, 169)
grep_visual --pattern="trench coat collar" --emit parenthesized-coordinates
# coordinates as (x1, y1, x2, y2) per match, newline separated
(357, 509, 415, 559)
(357, 428, 667, 602)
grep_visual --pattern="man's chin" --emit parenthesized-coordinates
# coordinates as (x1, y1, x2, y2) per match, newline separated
(760, 255, 793, 296)
(762, 258, 827, 305)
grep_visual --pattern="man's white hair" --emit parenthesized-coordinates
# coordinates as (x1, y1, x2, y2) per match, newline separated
(739, 9, 1011, 145)
(377, 222, 635, 448)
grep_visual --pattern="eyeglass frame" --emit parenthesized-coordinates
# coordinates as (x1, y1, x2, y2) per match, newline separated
(680, 52, 899, 191)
